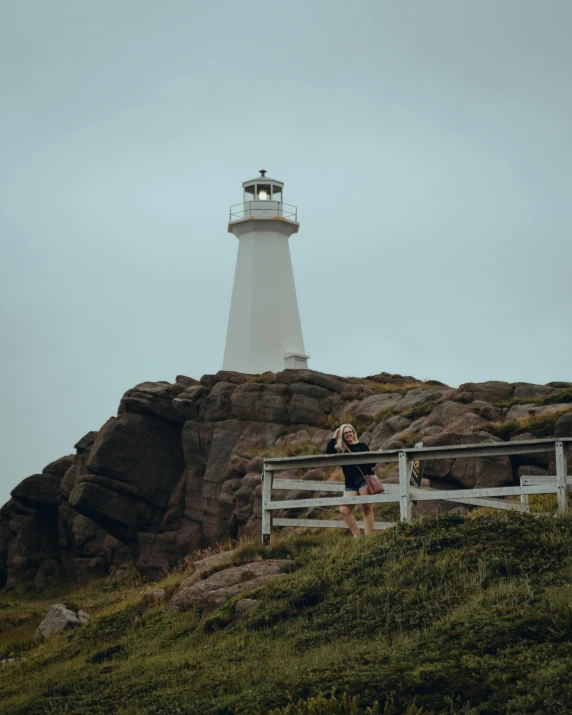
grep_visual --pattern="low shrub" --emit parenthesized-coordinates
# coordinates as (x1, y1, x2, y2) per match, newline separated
(486, 408, 572, 441)
(487, 420, 520, 440)
(543, 388, 572, 405)
(527, 410, 572, 437)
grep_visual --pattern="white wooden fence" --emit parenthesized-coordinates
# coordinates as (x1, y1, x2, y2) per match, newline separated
(260, 437, 572, 544)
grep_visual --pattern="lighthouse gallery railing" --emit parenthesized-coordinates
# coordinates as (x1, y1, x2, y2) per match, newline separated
(229, 201, 298, 222)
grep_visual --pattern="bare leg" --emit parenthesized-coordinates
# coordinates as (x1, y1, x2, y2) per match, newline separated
(340, 493, 360, 537)
(360, 485, 375, 535)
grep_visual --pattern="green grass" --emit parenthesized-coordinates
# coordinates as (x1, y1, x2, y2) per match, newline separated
(399, 403, 437, 421)
(268, 691, 426, 714)
(3, 513, 572, 713)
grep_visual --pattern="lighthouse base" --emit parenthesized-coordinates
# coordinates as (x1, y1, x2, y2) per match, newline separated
(284, 352, 310, 369)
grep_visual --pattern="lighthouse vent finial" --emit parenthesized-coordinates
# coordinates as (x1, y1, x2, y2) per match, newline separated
(259, 169, 266, 177)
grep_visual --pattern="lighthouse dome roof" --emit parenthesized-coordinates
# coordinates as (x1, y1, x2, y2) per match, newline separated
(242, 171, 283, 188)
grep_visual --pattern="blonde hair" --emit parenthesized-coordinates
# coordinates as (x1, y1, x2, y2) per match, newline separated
(335, 423, 358, 453)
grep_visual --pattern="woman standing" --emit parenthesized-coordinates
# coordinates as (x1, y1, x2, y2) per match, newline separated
(326, 423, 383, 537)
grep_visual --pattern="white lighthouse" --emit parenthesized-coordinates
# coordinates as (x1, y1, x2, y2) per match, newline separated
(223, 171, 309, 374)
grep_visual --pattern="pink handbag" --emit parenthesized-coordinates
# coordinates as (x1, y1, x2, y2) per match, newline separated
(357, 466, 385, 495)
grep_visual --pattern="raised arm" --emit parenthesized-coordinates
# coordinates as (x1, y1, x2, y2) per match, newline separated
(326, 438, 337, 454)
(326, 428, 339, 454)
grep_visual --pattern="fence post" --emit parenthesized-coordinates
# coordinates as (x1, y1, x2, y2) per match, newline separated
(555, 441, 568, 514)
(261, 464, 273, 545)
(399, 451, 411, 523)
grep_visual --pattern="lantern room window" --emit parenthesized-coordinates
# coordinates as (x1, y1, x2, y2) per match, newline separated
(256, 183, 271, 201)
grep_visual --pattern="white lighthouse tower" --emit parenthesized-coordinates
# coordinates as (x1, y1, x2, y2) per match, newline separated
(223, 171, 309, 374)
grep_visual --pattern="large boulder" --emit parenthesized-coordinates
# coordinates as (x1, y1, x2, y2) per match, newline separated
(517, 465, 548, 479)
(135, 531, 180, 577)
(277, 369, 345, 394)
(35, 604, 90, 639)
(456, 381, 515, 404)
(368, 416, 411, 451)
(60, 434, 96, 497)
(230, 382, 263, 421)
(259, 384, 290, 422)
(172, 385, 204, 420)
(119, 381, 185, 423)
(213, 371, 250, 385)
(509, 433, 549, 470)
(555, 412, 572, 438)
(287, 394, 324, 425)
(57, 433, 129, 584)
(230, 382, 292, 423)
(506, 404, 537, 421)
(355, 393, 401, 419)
(513, 383, 554, 400)
(450, 455, 512, 489)
(422, 431, 511, 489)
(86, 413, 185, 509)
(42, 455, 75, 477)
(392, 387, 452, 414)
(442, 412, 490, 434)
(167, 559, 288, 614)
(423, 401, 473, 429)
(11, 473, 62, 511)
(69, 480, 140, 542)
(74, 431, 98, 452)
(4, 505, 59, 584)
(200, 421, 281, 543)
(200, 382, 237, 421)
(534, 404, 572, 419)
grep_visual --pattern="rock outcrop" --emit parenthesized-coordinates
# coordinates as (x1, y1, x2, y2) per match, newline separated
(2, 370, 571, 587)
(35, 604, 90, 639)
(167, 559, 288, 614)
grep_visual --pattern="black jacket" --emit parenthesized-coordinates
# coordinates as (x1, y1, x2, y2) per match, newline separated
(326, 439, 375, 491)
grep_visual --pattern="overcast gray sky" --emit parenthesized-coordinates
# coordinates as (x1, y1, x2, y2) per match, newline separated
(1, 0, 571, 505)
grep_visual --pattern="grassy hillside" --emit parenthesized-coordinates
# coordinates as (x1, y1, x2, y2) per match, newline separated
(2, 511, 572, 714)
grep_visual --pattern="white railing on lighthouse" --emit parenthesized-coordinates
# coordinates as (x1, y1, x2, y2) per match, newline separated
(229, 201, 298, 222)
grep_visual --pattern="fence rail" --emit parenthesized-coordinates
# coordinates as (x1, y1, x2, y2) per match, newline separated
(260, 438, 572, 543)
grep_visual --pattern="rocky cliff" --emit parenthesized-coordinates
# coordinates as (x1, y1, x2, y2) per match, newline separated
(2, 369, 572, 587)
